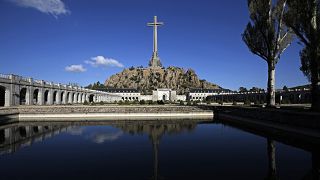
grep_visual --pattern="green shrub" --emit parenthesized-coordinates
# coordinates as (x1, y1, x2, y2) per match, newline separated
(282, 99, 291, 104)
(124, 100, 130, 105)
(244, 99, 251, 105)
(157, 100, 165, 105)
(232, 101, 237, 105)
(192, 101, 198, 106)
(83, 100, 89, 105)
(139, 100, 146, 105)
(187, 101, 192, 106)
(99, 101, 104, 105)
(179, 101, 184, 105)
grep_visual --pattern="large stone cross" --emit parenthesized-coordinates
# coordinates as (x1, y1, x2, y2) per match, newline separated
(148, 16, 163, 68)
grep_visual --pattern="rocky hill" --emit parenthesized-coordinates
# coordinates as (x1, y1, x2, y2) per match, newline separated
(104, 66, 220, 95)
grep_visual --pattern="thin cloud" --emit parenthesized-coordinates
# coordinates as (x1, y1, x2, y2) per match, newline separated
(65, 64, 86, 73)
(89, 131, 123, 144)
(85, 56, 124, 68)
(9, 0, 70, 17)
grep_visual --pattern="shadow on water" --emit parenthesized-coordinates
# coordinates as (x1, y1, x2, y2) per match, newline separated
(216, 117, 320, 180)
(0, 119, 319, 180)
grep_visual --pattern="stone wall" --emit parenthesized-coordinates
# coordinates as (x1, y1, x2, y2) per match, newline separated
(203, 105, 320, 130)
(16, 105, 211, 114)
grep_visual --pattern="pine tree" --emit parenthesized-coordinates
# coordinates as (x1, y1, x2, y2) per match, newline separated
(285, 0, 320, 111)
(242, 0, 293, 107)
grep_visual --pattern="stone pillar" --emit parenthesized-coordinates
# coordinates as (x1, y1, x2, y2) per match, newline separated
(79, 93, 83, 103)
(4, 88, 11, 107)
(93, 95, 97, 103)
(25, 126, 32, 137)
(25, 86, 32, 105)
(38, 88, 44, 105)
(68, 92, 73, 104)
(12, 84, 20, 106)
(62, 91, 67, 104)
(4, 128, 13, 144)
(73, 93, 77, 104)
(47, 89, 53, 105)
(85, 94, 89, 102)
(82, 94, 86, 103)
(56, 90, 61, 105)
(38, 126, 43, 133)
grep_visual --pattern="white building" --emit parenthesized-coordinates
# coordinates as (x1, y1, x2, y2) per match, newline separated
(187, 89, 221, 101)
(103, 89, 141, 102)
(101, 88, 187, 103)
(152, 89, 177, 101)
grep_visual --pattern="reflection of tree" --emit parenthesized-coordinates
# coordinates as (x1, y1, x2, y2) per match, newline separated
(312, 151, 320, 180)
(266, 139, 278, 180)
(115, 121, 198, 180)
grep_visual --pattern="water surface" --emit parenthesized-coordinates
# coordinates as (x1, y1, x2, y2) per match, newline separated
(0, 120, 317, 180)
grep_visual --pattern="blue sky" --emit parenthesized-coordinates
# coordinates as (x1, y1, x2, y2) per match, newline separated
(0, 0, 308, 90)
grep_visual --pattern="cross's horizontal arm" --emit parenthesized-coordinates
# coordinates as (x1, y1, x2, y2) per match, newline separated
(147, 22, 164, 26)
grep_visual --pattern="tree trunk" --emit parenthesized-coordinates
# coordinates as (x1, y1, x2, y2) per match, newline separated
(310, 50, 320, 112)
(267, 62, 276, 107)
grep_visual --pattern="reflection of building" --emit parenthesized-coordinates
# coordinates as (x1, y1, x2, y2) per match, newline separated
(0, 124, 67, 155)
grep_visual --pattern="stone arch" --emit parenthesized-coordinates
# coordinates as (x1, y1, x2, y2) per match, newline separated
(89, 94, 94, 103)
(0, 85, 5, 107)
(44, 90, 49, 105)
(33, 126, 39, 133)
(20, 88, 27, 105)
(53, 91, 58, 104)
(60, 91, 65, 104)
(162, 94, 166, 101)
(33, 89, 39, 105)
(305, 93, 311, 103)
(18, 127, 27, 138)
(296, 94, 301, 103)
(0, 129, 5, 144)
(66, 92, 70, 104)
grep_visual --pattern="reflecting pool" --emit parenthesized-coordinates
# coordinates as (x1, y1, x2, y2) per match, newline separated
(0, 120, 318, 180)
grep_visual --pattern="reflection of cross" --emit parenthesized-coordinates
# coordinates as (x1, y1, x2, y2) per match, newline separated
(147, 16, 163, 54)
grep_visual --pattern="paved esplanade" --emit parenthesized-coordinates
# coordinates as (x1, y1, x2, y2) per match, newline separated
(148, 16, 163, 68)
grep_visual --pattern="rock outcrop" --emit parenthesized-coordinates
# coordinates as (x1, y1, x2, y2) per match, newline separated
(104, 66, 220, 94)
